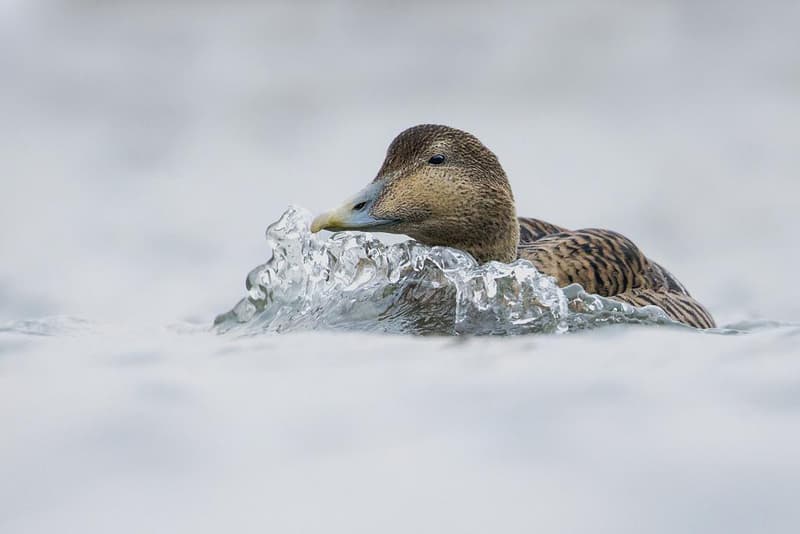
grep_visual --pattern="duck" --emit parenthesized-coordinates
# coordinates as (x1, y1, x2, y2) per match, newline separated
(310, 124, 715, 329)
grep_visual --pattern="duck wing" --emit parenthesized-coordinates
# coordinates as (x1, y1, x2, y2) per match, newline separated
(515, 224, 715, 328)
(518, 217, 568, 243)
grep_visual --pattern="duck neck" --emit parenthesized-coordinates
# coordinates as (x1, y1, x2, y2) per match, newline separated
(459, 215, 520, 265)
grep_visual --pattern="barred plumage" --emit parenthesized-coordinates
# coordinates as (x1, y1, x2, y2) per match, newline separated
(517, 220, 715, 328)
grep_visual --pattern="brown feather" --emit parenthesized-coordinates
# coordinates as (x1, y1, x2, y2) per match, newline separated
(516, 219, 715, 328)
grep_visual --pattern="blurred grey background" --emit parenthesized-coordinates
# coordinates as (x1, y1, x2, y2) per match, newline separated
(2, 0, 799, 325)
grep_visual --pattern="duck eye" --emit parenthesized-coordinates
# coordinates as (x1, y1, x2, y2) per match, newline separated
(353, 201, 367, 212)
(428, 154, 446, 165)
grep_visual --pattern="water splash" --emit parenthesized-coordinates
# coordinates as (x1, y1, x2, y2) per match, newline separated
(214, 206, 675, 336)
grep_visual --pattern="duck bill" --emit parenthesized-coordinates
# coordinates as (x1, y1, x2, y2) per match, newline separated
(310, 181, 394, 233)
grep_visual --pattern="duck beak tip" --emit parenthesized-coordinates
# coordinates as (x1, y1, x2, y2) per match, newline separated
(310, 214, 330, 233)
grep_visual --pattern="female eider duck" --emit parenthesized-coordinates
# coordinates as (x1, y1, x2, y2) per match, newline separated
(311, 124, 715, 329)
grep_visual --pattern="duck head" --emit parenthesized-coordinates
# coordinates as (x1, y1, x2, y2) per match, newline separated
(311, 124, 520, 264)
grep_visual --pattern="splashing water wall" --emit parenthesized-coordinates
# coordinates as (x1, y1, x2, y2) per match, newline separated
(215, 207, 674, 335)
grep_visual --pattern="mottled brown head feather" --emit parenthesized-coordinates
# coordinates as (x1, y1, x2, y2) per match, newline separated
(370, 124, 520, 263)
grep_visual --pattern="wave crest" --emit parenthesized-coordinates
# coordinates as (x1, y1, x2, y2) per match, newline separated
(214, 207, 674, 335)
